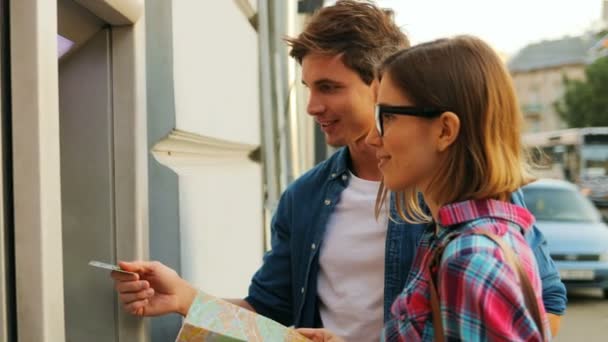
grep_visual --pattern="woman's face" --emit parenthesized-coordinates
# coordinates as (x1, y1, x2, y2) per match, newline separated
(366, 73, 442, 192)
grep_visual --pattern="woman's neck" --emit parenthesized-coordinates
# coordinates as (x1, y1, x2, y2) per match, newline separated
(421, 191, 440, 223)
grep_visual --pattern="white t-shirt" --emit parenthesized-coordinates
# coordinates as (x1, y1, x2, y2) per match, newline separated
(317, 171, 388, 342)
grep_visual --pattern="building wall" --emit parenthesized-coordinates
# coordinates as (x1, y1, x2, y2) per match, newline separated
(169, 0, 263, 297)
(145, 0, 182, 340)
(512, 65, 586, 132)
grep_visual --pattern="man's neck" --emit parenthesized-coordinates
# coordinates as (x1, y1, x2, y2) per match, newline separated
(347, 140, 381, 181)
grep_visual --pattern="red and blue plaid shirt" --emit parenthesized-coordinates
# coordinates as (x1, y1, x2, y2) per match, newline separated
(382, 199, 548, 341)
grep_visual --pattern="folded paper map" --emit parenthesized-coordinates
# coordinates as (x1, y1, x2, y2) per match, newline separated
(176, 291, 310, 341)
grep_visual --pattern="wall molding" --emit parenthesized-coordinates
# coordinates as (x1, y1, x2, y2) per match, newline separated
(151, 129, 259, 172)
(233, 0, 257, 30)
(75, 0, 143, 25)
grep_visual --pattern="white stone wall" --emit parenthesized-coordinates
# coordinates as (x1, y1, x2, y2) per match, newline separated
(170, 0, 263, 298)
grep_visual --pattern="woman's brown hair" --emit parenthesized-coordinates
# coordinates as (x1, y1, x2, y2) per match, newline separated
(375, 35, 534, 222)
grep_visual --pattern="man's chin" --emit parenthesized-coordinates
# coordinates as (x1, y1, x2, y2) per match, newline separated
(326, 141, 346, 148)
(324, 134, 347, 148)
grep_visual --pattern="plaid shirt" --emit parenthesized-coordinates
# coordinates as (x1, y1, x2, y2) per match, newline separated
(382, 199, 548, 341)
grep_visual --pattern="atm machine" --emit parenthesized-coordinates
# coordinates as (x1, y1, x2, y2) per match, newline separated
(7, 0, 148, 341)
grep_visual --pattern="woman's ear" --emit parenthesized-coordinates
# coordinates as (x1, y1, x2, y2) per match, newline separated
(436, 112, 460, 152)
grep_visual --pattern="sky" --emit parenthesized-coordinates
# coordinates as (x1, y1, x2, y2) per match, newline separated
(328, 0, 606, 57)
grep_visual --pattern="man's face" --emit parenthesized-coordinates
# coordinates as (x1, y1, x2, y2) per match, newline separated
(301, 53, 377, 147)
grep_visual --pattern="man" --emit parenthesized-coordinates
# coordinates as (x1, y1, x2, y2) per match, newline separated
(113, 1, 566, 340)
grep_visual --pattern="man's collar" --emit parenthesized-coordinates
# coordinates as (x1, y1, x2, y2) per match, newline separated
(330, 147, 350, 178)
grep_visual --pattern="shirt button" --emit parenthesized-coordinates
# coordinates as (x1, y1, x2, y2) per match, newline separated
(341, 174, 348, 181)
(311, 243, 316, 250)
(324, 199, 331, 205)
(301, 287, 305, 294)
(331, 173, 337, 178)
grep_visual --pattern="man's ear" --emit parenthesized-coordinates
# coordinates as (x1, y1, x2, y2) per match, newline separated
(435, 112, 460, 152)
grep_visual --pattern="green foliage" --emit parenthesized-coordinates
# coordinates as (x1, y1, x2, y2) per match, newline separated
(555, 57, 608, 127)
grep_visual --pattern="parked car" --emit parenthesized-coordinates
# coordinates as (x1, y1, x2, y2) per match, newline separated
(580, 175, 608, 207)
(522, 179, 608, 298)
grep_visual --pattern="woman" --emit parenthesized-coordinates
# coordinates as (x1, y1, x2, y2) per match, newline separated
(299, 35, 548, 341)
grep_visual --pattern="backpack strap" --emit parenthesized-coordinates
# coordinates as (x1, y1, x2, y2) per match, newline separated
(428, 230, 546, 341)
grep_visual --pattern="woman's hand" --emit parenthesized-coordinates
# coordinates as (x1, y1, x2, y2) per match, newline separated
(296, 328, 346, 342)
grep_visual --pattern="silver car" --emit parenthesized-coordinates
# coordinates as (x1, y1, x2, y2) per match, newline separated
(522, 179, 608, 298)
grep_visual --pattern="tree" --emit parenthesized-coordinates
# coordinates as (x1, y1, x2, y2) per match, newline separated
(554, 56, 608, 128)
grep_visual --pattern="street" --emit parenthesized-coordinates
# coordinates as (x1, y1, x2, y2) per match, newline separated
(555, 289, 608, 341)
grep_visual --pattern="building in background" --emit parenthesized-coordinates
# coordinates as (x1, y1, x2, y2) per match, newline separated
(589, 31, 608, 59)
(509, 0, 608, 133)
(509, 36, 596, 132)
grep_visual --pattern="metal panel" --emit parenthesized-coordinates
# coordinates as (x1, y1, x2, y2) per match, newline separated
(58, 4, 149, 341)
(57, 0, 105, 60)
(58, 28, 116, 342)
(0, 2, 6, 338)
(10, 0, 66, 340)
(258, 0, 281, 212)
(0, 0, 14, 340)
(111, 19, 149, 342)
(11, 0, 148, 340)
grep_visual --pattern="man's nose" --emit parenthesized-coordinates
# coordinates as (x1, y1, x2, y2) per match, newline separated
(365, 126, 382, 147)
(307, 94, 325, 116)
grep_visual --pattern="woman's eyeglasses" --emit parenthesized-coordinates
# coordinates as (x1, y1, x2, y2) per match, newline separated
(375, 104, 445, 136)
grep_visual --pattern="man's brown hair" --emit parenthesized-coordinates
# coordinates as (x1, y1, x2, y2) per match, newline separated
(286, 0, 409, 84)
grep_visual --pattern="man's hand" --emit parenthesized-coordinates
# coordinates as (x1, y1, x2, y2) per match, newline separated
(296, 328, 345, 342)
(547, 313, 562, 338)
(111, 261, 197, 317)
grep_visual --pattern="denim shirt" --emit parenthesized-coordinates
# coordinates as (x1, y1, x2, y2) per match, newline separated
(245, 147, 566, 328)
